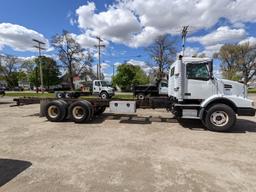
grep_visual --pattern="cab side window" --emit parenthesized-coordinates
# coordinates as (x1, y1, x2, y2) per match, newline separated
(186, 63, 209, 80)
(95, 81, 100, 86)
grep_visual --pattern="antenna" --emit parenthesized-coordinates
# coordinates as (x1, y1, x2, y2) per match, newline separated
(181, 26, 189, 56)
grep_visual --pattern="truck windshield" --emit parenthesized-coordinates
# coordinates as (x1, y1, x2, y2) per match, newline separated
(100, 81, 111, 87)
(186, 63, 210, 80)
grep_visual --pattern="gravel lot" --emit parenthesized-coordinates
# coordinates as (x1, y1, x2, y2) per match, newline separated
(0, 95, 256, 192)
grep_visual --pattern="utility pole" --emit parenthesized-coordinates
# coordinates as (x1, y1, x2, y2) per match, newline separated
(181, 26, 189, 56)
(33, 39, 46, 93)
(95, 36, 105, 80)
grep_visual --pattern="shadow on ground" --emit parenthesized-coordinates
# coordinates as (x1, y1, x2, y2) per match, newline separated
(0, 101, 13, 105)
(37, 111, 256, 133)
(0, 159, 32, 187)
(178, 118, 256, 133)
(91, 113, 178, 125)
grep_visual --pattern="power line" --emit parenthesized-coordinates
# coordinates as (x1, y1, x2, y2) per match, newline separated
(33, 39, 46, 93)
(95, 36, 106, 80)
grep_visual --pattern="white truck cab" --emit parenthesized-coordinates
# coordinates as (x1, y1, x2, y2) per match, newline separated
(168, 55, 255, 131)
(92, 80, 115, 99)
(158, 80, 168, 95)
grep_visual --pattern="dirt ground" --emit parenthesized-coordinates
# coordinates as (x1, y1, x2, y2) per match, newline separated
(0, 95, 255, 192)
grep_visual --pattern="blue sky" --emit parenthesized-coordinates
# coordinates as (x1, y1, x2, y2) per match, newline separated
(1, 0, 256, 79)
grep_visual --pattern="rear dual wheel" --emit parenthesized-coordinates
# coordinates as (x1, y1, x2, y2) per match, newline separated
(45, 100, 68, 122)
(68, 100, 94, 123)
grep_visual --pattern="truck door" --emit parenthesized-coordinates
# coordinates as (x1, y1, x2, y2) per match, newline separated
(185, 62, 216, 100)
(159, 81, 168, 95)
(93, 80, 101, 94)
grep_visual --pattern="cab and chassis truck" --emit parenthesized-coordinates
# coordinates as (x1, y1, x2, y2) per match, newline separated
(55, 80, 115, 100)
(32, 56, 255, 132)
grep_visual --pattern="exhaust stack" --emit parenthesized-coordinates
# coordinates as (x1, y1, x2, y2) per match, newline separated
(176, 55, 184, 102)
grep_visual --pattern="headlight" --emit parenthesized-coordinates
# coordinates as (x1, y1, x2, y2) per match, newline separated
(252, 101, 255, 107)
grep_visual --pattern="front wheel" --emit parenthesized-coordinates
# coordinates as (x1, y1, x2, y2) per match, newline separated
(100, 92, 109, 100)
(204, 104, 236, 132)
(137, 93, 145, 100)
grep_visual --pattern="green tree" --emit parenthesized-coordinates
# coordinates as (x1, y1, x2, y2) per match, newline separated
(0, 54, 19, 88)
(29, 66, 40, 90)
(30, 56, 60, 89)
(112, 64, 149, 91)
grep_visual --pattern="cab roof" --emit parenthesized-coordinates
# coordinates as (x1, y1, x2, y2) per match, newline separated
(182, 57, 212, 63)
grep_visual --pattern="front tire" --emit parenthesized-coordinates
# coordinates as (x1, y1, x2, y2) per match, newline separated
(205, 104, 236, 132)
(137, 93, 145, 100)
(100, 92, 109, 100)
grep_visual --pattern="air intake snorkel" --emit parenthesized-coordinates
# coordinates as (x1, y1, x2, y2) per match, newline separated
(176, 55, 184, 102)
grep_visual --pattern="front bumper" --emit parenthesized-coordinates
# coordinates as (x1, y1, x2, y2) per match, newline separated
(237, 108, 256, 116)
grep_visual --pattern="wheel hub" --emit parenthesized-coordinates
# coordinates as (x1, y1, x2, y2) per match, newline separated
(48, 106, 58, 118)
(73, 106, 85, 120)
(210, 111, 229, 127)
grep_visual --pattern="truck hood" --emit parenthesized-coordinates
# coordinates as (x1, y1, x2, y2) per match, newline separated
(218, 79, 246, 97)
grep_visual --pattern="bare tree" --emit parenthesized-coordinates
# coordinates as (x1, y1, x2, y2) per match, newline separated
(52, 30, 85, 90)
(0, 54, 19, 88)
(78, 50, 97, 81)
(236, 43, 256, 84)
(216, 43, 256, 84)
(147, 35, 177, 79)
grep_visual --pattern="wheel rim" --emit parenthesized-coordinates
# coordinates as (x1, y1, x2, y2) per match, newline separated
(210, 111, 229, 127)
(72, 106, 85, 120)
(101, 94, 107, 99)
(48, 106, 59, 118)
(138, 94, 144, 100)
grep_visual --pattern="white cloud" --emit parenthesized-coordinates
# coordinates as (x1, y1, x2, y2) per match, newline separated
(188, 26, 246, 46)
(200, 44, 223, 57)
(239, 37, 256, 46)
(114, 62, 122, 66)
(76, 2, 141, 44)
(74, 0, 256, 48)
(72, 32, 98, 48)
(178, 47, 199, 57)
(100, 63, 110, 72)
(129, 26, 161, 48)
(0, 23, 49, 52)
(92, 62, 110, 74)
(126, 59, 152, 73)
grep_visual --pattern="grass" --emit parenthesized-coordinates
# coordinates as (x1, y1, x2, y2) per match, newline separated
(248, 88, 256, 94)
(5, 92, 54, 98)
